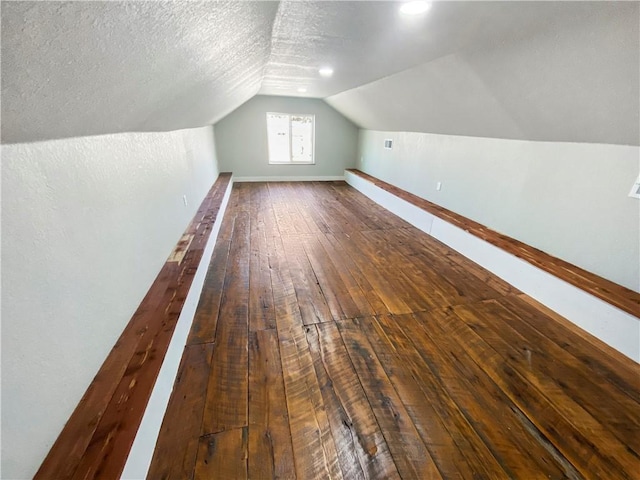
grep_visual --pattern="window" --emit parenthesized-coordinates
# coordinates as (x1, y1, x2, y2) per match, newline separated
(266, 113, 315, 164)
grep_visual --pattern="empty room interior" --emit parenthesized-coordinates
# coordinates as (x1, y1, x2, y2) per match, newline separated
(2, 1, 640, 479)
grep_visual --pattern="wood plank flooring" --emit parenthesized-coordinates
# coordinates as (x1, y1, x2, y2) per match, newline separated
(346, 169, 640, 317)
(149, 181, 640, 480)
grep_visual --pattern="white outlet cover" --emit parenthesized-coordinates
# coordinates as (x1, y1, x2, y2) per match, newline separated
(629, 175, 640, 199)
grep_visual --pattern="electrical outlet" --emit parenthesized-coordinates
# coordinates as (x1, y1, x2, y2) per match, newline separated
(183, 195, 188, 206)
(436, 182, 442, 191)
(629, 175, 640, 199)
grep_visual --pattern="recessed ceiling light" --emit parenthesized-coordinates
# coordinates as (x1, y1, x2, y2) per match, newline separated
(319, 67, 334, 78)
(400, 1, 431, 15)
(297, 87, 307, 93)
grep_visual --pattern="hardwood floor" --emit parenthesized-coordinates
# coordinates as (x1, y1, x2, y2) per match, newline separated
(346, 169, 640, 318)
(148, 181, 640, 479)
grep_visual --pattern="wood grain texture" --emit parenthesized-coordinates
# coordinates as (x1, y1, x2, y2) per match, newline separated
(347, 168, 640, 317)
(147, 343, 214, 479)
(248, 184, 277, 332)
(186, 211, 233, 345)
(393, 311, 575, 479)
(270, 231, 343, 479)
(145, 181, 639, 479)
(337, 318, 443, 479)
(201, 211, 250, 435)
(248, 329, 295, 479)
(449, 302, 640, 477)
(306, 322, 401, 480)
(511, 294, 640, 397)
(34, 173, 231, 480)
(362, 314, 513, 480)
(194, 428, 248, 479)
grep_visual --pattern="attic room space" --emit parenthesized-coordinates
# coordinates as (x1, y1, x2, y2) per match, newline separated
(1, 1, 639, 478)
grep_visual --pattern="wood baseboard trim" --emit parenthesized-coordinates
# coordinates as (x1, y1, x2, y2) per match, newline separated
(233, 175, 345, 182)
(121, 176, 234, 479)
(345, 169, 640, 362)
(34, 172, 234, 480)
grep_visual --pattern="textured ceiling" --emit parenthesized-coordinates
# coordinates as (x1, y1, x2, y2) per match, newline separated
(2, 1, 637, 145)
(1, 1, 279, 143)
(260, 1, 588, 98)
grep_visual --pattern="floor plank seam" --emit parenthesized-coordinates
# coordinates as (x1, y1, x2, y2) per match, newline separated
(510, 405, 583, 480)
(147, 181, 640, 480)
(335, 316, 424, 478)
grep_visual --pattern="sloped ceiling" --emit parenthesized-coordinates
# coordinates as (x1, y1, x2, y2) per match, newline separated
(1, 1, 279, 143)
(259, 1, 581, 98)
(2, 1, 638, 145)
(326, 2, 640, 146)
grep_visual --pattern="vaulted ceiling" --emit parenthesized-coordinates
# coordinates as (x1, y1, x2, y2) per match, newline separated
(2, 1, 638, 145)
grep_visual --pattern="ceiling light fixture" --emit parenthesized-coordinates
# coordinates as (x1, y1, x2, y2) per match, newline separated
(319, 67, 334, 78)
(399, 1, 431, 15)
(297, 87, 307, 93)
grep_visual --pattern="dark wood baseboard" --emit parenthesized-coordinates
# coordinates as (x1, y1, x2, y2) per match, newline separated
(346, 169, 640, 318)
(34, 172, 232, 480)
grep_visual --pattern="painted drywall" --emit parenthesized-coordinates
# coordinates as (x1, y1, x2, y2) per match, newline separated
(215, 95, 358, 178)
(327, 3, 639, 146)
(357, 130, 640, 292)
(1, 126, 219, 479)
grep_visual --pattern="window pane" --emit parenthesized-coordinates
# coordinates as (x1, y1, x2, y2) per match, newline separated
(290, 115, 313, 163)
(267, 113, 290, 163)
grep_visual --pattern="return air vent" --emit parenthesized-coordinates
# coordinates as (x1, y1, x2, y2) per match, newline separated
(629, 175, 640, 199)
(384, 139, 393, 149)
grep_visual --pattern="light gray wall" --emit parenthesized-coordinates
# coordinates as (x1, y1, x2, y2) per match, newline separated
(358, 130, 640, 292)
(327, 4, 639, 146)
(215, 95, 358, 178)
(1, 126, 219, 479)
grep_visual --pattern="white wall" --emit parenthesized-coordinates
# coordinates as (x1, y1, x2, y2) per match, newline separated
(0, 126, 219, 479)
(215, 95, 358, 179)
(358, 130, 640, 292)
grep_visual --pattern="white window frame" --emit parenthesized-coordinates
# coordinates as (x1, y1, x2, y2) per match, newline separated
(266, 112, 315, 165)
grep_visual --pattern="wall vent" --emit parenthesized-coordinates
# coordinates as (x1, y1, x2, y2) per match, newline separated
(384, 139, 393, 149)
(629, 175, 640, 199)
